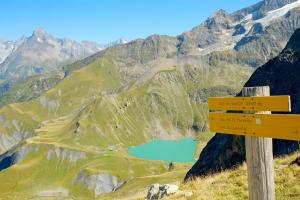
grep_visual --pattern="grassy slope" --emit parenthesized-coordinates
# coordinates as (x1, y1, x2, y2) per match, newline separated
(0, 54, 252, 199)
(162, 151, 300, 200)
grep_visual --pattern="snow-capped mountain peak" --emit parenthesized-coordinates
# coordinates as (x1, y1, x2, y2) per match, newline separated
(0, 28, 127, 80)
(256, 0, 300, 25)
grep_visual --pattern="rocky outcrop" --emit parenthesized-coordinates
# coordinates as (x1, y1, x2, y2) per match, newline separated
(146, 184, 179, 200)
(233, 0, 298, 20)
(0, 39, 15, 64)
(39, 96, 60, 113)
(185, 28, 300, 180)
(73, 171, 126, 197)
(0, 144, 29, 172)
(234, 6, 300, 66)
(0, 115, 33, 155)
(46, 147, 86, 163)
(0, 132, 29, 154)
(0, 71, 64, 107)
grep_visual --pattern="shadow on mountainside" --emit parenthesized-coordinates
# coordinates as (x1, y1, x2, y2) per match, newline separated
(185, 28, 300, 181)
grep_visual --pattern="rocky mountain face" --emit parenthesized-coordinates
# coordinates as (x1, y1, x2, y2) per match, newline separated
(178, 0, 300, 66)
(0, 39, 15, 64)
(83, 0, 300, 84)
(234, 0, 298, 20)
(185, 28, 300, 180)
(0, 28, 104, 80)
(0, 71, 64, 107)
(51, 0, 293, 88)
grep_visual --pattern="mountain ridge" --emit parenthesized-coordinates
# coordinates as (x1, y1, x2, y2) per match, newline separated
(1, 0, 299, 84)
(0, 27, 103, 85)
(0, 28, 128, 98)
(0, 28, 128, 79)
(185, 27, 300, 181)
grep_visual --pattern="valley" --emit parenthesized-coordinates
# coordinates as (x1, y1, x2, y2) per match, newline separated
(0, 54, 247, 198)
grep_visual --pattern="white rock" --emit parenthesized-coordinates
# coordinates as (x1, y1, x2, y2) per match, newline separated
(146, 184, 161, 200)
(73, 171, 126, 197)
(164, 184, 179, 195)
(146, 183, 179, 200)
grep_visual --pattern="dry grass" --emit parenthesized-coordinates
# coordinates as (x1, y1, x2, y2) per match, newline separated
(162, 151, 300, 200)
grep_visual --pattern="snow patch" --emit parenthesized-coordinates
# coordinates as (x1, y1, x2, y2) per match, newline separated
(37, 37, 43, 43)
(242, 13, 253, 22)
(256, 0, 300, 25)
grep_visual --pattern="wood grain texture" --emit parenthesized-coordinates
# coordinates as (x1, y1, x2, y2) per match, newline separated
(209, 112, 300, 140)
(243, 86, 275, 200)
(208, 96, 290, 112)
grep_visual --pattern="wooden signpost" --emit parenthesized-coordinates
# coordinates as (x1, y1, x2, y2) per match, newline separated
(209, 113, 300, 140)
(208, 86, 300, 200)
(208, 95, 291, 112)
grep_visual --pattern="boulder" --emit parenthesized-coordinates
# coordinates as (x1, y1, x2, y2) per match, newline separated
(146, 184, 179, 200)
(73, 171, 126, 197)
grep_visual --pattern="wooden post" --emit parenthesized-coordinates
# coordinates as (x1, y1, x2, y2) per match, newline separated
(242, 86, 275, 200)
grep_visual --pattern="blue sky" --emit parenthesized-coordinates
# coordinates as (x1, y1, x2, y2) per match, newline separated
(0, 0, 260, 43)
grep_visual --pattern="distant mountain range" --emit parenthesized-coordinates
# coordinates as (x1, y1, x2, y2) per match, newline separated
(2, 0, 300, 84)
(0, 28, 127, 80)
(87, 0, 300, 77)
(1, 0, 300, 87)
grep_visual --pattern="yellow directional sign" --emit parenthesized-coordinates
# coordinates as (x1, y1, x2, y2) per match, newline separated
(208, 96, 290, 112)
(209, 112, 300, 141)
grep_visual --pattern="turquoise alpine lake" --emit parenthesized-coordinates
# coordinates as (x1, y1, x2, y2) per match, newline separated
(128, 138, 198, 163)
